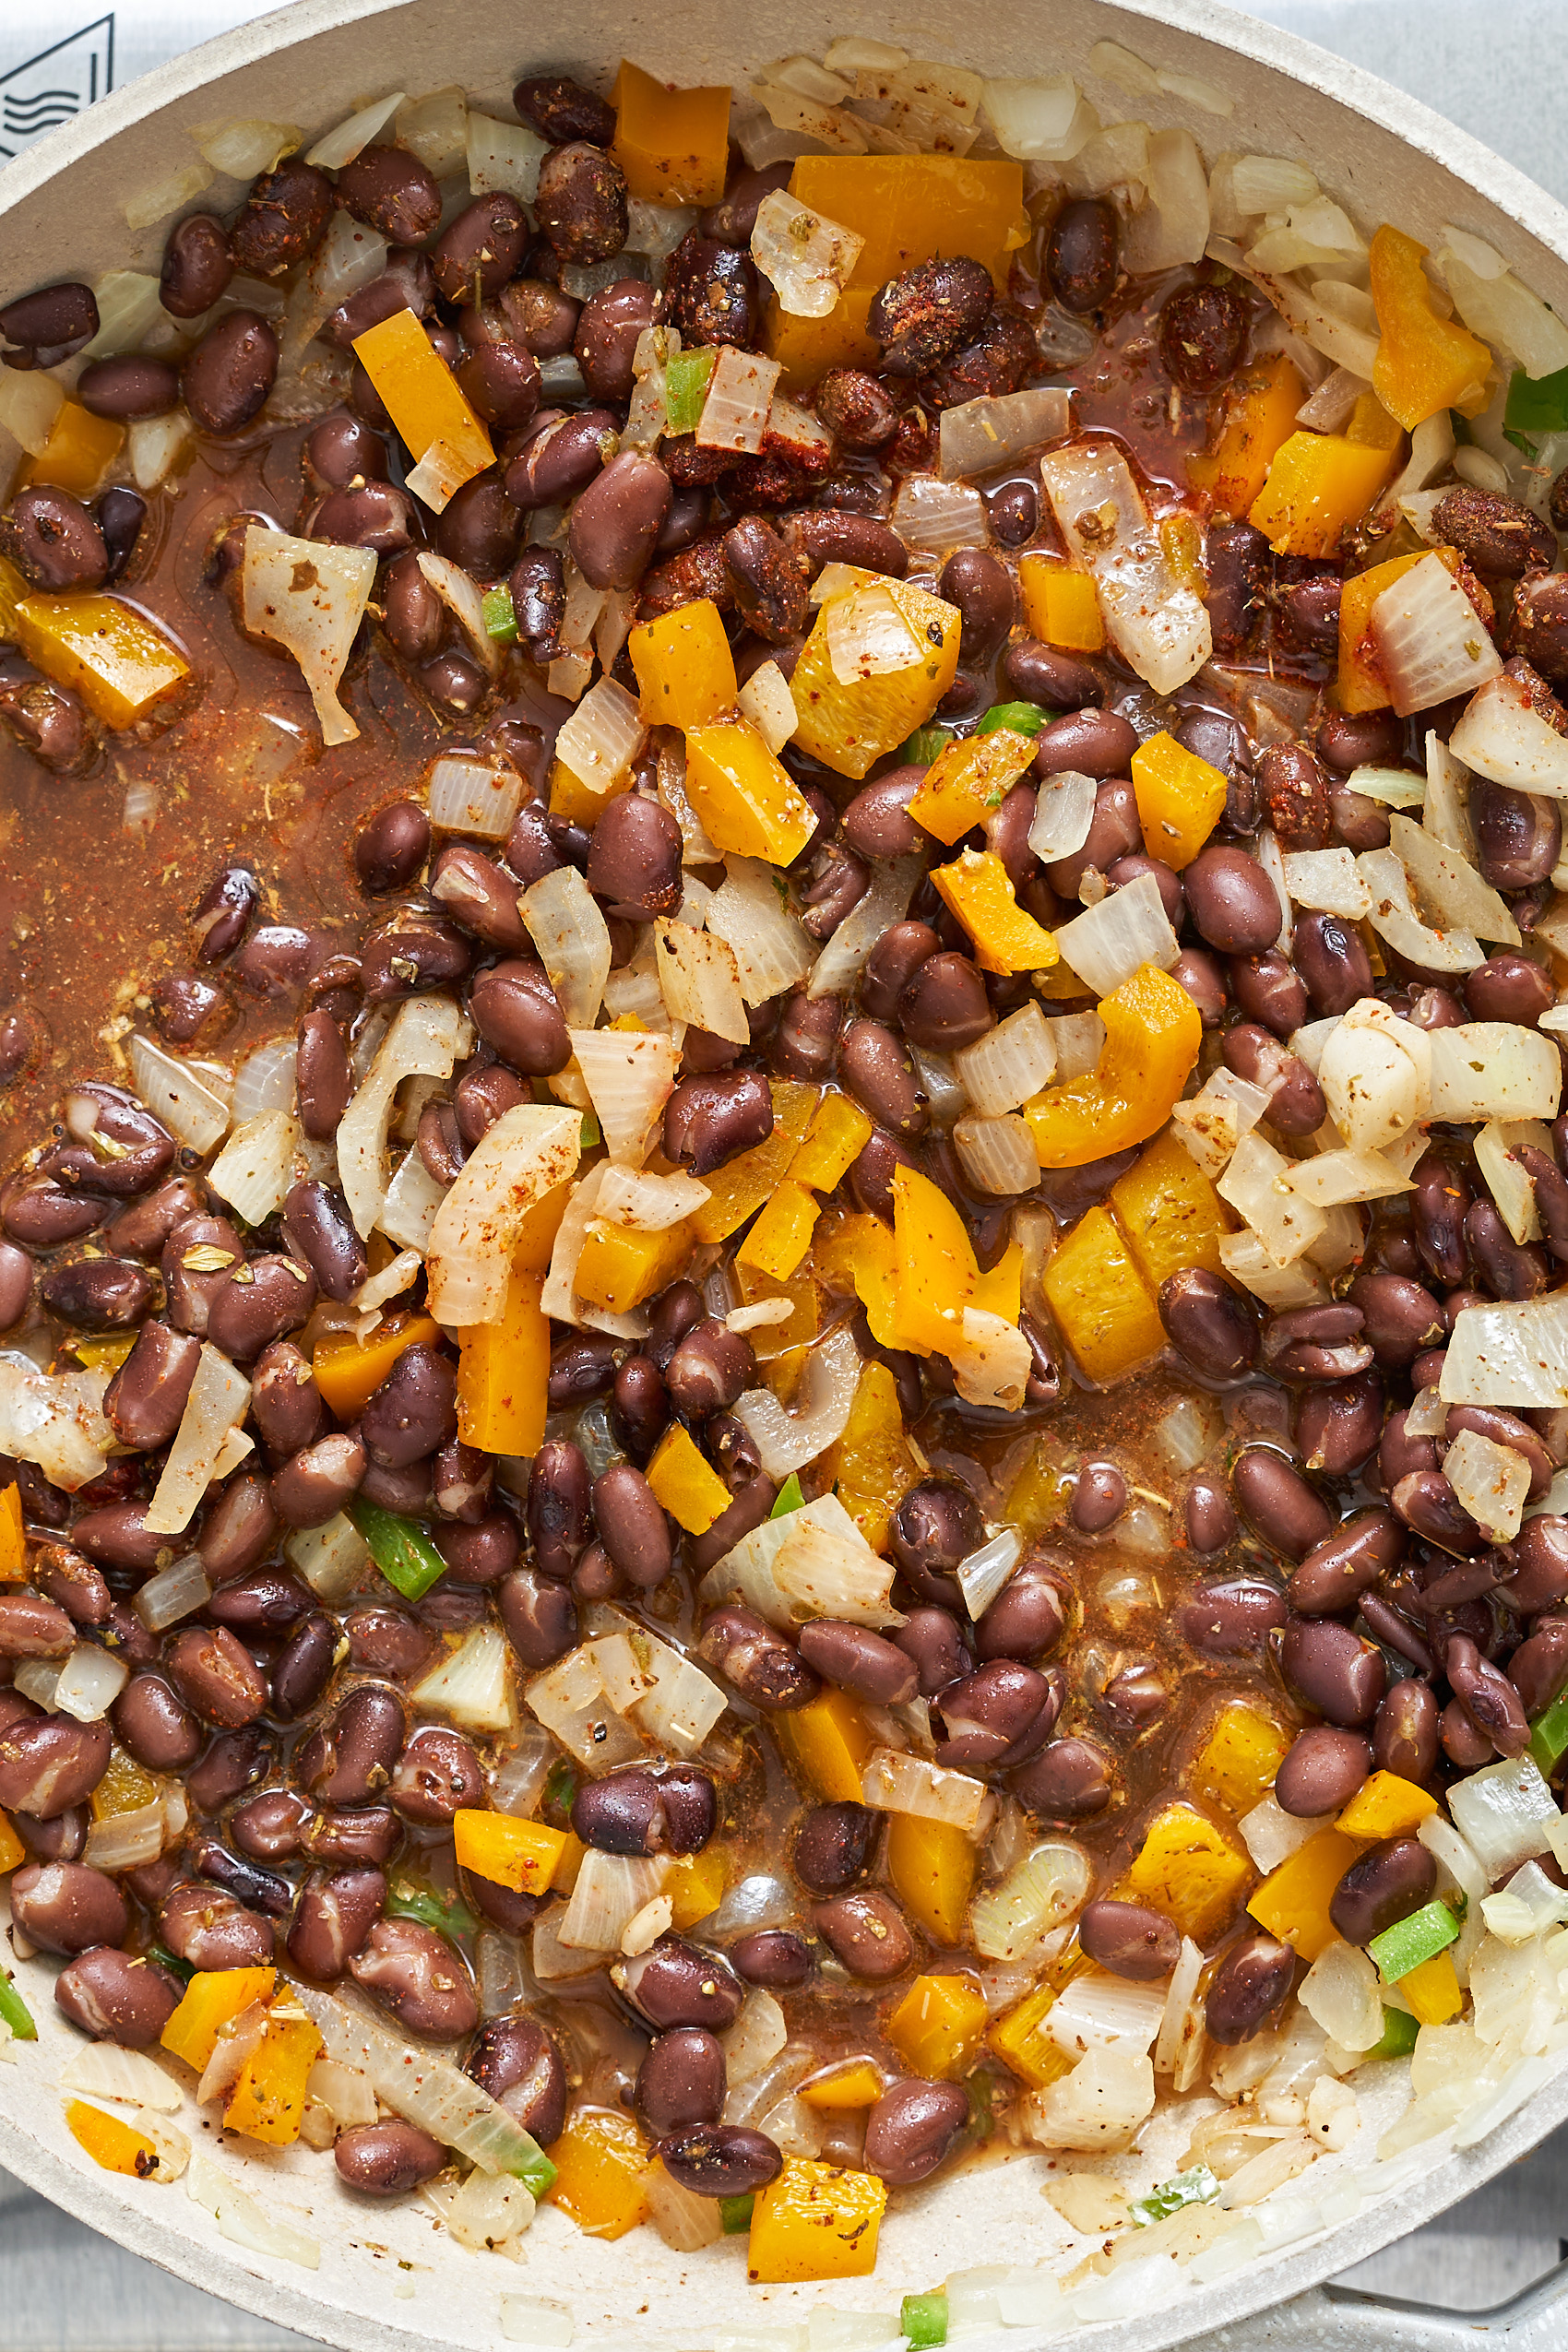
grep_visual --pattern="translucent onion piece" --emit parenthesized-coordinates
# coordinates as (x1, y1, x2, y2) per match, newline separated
(230, 1039, 298, 1124)
(1045, 1010, 1106, 1079)
(1153, 1935, 1206, 2086)
(123, 161, 215, 233)
(128, 1035, 230, 1154)
(242, 529, 375, 746)
(499, 2295, 575, 2347)
(1443, 1425, 1530, 1543)
(1445, 255, 1568, 380)
(1388, 812, 1517, 946)
(956, 1527, 1022, 1618)
(1280, 848, 1371, 919)
(861, 1750, 993, 1836)
(526, 1645, 642, 1773)
(771, 1493, 902, 1627)
(954, 1112, 1039, 1196)
(1123, 128, 1210, 271)
(596, 1166, 711, 1231)
(980, 76, 1093, 161)
(570, 1028, 679, 1169)
(694, 347, 781, 452)
(736, 659, 798, 754)
(970, 1840, 1092, 1961)
(887, 475, 988, 556)
(1475, 1115, 1552, 1243)
(751, 189, 865, 317)
(654, 920, 749, 1043)
(378, 1148, 447, 1253)
(1445, 1753, 1559, 1882)
(735, 1326, 861, 1478)
(1359, 846, 1483, 973)
(762, 393, 834, 472)
(1028, 768, 1097, 864)
(707, 860, 814, 1005)
(825, 583, 926, 683)
(0, 370, 64, 457)
(1056, 872, 1179, 995)
(1449, 672, 1568, 795)
(1218, 1229, 1328, 1310)
(53, 1644, 130, 1722)
(465, 112, 549, 204)
(1039, 442, 1210, 693)
(950, 1308, 1033, 1410)
(205, 1110, 298, 1228)
(1171, 1069, 1275, 1178)
(404, 437, 480, 515)
(938, 386, 1072, 481)
(521, 867, 612, 1028)
(632, 1638, 726, 1757)
(61, 2040, 184, 2113)
(134, 1550, 212, 1632)
(1046, 1974, 1168, 2055)
(145, 1343, 252, 1537)
(1423, 730, 1477, 858)
(1218, 1132, 1325, 1267)
(808, 854, 922, 1000)
(281, 210, 387, 368)
(296, 1987, 547, 2189)
(1279, 1146, 1413, 1208)
(624, 201, 699, 263)
(427, 757, 524, 840)
(415, 552, 502, 677)
(338, 994, 465, 1239)
(394, 86, 468, 177)
(554, 678, 647, 798)
(624, 327, 675, 453)
(191, 116, 300, 174)
(1428, 1020, 1561, 1122)
(955, 1001, 1056, 1119)
(410, 1621, 513, 1733)
(560, 1851, 668, 1951)
(426, 1104, 581, 1326)
(1343, 764, 1428, 808)
(643, 2163, 722, 2254)
(81, 1797, 165, 1871)
(1369, 552, 1503, 719)
(0, 1360, 113, 1492)
(303, 89, 403, 168)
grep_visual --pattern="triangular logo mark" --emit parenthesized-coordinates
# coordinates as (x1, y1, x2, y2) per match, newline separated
(0, 15, 114, 161)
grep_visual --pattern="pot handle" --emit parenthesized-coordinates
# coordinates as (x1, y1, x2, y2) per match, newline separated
(1211, 2262, 1568, 2347)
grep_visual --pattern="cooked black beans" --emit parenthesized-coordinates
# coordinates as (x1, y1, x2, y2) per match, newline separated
(696, 1604, 818, 1710)
(432, 194, 530, 304)
(1205, 1932, 1296, 2045)
(638, 2027, 726, 2135)
(469, 959, 571, 1075)
(863, 2079, 970, 2185)
(336, 2120, 445, 2196)
(1175, 1578, 1288, 1659)
(1330, 1838, 1436, 1945)
(663, 1069, 774, 1174)
(350, 1917, 477, 2038)
(465, 2014, 567, 2141)
(813, 1890, 915, 1980)
(659, 2124, 782, 2199)
(1158, 1267, 1257, 1380)
(1, 487, 107, 593)
(1275, 1727, 1372, 1818)
(182, 311, 279, 435)
(1278, 1618, 1387, 1727)
(620, 1933, 742, 2029)
(11, 1861, 127, 1954)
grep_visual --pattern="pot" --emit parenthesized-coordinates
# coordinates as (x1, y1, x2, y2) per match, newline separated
(5, 2, 1568, 2346)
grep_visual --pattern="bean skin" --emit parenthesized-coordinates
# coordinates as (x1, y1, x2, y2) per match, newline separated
(977, 1564, 1069, 1663)
(1508, 1618, 1568, 1718)
(1205, 1932, 1296, 2045)
(1183, 846, 1281, 954)
(464, 2015, 568, 2141)
(1078, 1898, 1181, 1980)
(0, 1713, 109, 1817)
(432, 194, 530, 305)
(863, 2080, 970, 2186)
(166, 1627, 269, 1728)
(1275, 1727, 1372, 1818)
(658, 2124, 781, 2200)
(1373, 1680, 1441, 1782)
(350, 1918, 478, 2038)
(813, 1890, 915, 1980)
(103, 1322, 200, 1450)
(697, 1604, 818, 1711)
(113, 1673, 201, 1774)
(731, 1930, 813, 1989)
(1503, 1515, 1568, 1612)
(1158, 1266, 1257, 1380)
(1175, 1578, 1288, 1659)
(1278, 1618, 1387, 1726)
(54, 1945, 183, 2048)
(498, 1567, 577, 1670)
(296, 1685, 405, 1806)
(10, 1862, 127, 1955)
(1298, 1371, 1387, 1478)
(663, 1069, 775, 1174)
(360, 1343, 457, 1469)
(798, 1620, 919, 1706)
(619, 1934, 743, 2030)
(336, 2120, 445, 2196)
(637, 2027, 726, 2137)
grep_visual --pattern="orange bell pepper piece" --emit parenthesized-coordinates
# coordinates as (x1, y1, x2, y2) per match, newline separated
(575, 1217, 693, 1314)
(1370, 225, 1492, 430)
(1119, 1801, 1253, 1942)
(929, 849, 1059, 974)
(314, 1311, 443, 1421)
(885, 1821, 978, 1952)
(1398, 1949, 1463, 2025)
(829, 1360, 919, 1551)
(885, 1969, 989, 2079)
(1188, 352, 1305, 517)
(629, 599, 737, 729)
(457, 1185, 568, 1456)
(777, 1688, 873, 1803)
(813, 1207, 900, 1349)
(224, 2009, 322, 2145)
(667, 1843, 729, 1930)
(453, 1808, 569, 1895)
(1248, 1827, 1363, 1961)
(790, 1092, 873, 1194)
(1041, 1204, 1165, 1384)
(683, 719, 817, 861)
(352, 308, 493, 485)
(612, 60, 731, 206)
(0, 1483, 24, 1581)
(1188, 1703, 1290, 1819)
(891, 1164, 979, 1354)
(0, 1810, 24, 1875)
(1336, 544, 1463, 712)
(799, 2059, 885, 2108)
(26, 400, 124, 496)
(65, 2101, 179, 2180)
(736, 1180, 819, 1283)
(161, 1967, 278, 2072)
(1248, 430, 1399, 558)
(1108, 1128, 1231, 1292)
(908, 728, 1039, 847)
(550, 757, 633, 824)
(546, 2108, 652, 2238)
(1024, 963, 1202, 1170)
(1018, 559, 1104, 652)
(748, 2159, 886, 2284)
(1130, 731, 1229, 870)
(646, 1422, 731, 1535)
(16, 593, 189, 729)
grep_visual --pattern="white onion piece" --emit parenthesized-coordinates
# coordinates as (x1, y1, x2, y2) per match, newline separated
(1343, 765, 1427, 807)
(135, 1551, 212, 1633)
(1039, 441, 1210, 692)
(540, 1161, 646, 1341)
(1449, 672, 1568, 795)
(207, 1110, 299, 1227)
(1442, 1293, 1568, 1409)
(561, 1851, 669, 1951)
(1370, 553, 1502, 718)
(426, 1104, 580, 1326)
(1317, 1011, 1425, 1156)
(555, 677, 647, 796)
(772, 1493, 901, 1627)
(736, 661, 798, 754)
(938, 386, 1072, 481)
(145, 1344, 252, 1537)
(378, 1148, 447, 1253)
(242, 529, 375, 747)
(190, 116, 299, 174)
(1445, 255, 1568, 379)
(889, 475, 988, 553)
(570, 1028, 679, 1167)
(526, 1646, 641, 1771)
(954, 1112, 1039, 1195)
(1218, 1132, 1324, 1265)
(735, 1325, 861, 1478)
(230, 1039, 297, 1124)
(122, 160, 215, 233)
(338, 994, 464, 1239)
(654, 920, 748, 1043)
(1209, 236, 1379, 378)
(707, 859, 814, 1005)
(1280, 849, 1371, 918)
(394, 85, 468, 176)
(1047, 1973, 1167, 2056)
(1279, 1146, 1413, 1207)
(426, 757, 523, 839)
(950, 1308, 1032, 1411)
(1170, 1069, 1273, 1178)
(414, 552, 501, 676)
(128, 1035, 230, 1154)
(443, 2168, 535, 2252)
(1028, 769, 1097, 864)
(1359, 846, 1483, 972)
(1218, 1229, 1328, 1309)
(1123, 127, 1210, 270)
(126, 412, 193, 494)
(521, 867, 612, 1028)
(1154, 1935, 1207, 2084)
(956, 1527, 1021, 1618)
(861, 1750, 993, 1836)
(595, 1168, 709, 1233)
(404, 437, 481, 515)
(980, 76, 1094, 161)
(1054, 872, 1178, 995)
(1445, 1425, 1531, 1542)
(1446, 1753, 1559, 1881)
(0, 1361, 113, 1492)
(1475, 1116, 1552, 1243)
(79, 271, 166, 361)
(750, 190, 864, 316)
(971, 1842, 1091, 1961)
(632, 1640, 726, 1757)
(1423, 731, 1477, 858)
(410, 1621, 512, 1732)
(1296, 365, 1367, 430)
(281, 210, 387, 366)
(808, 854, 921, 1000)
(303, 89, 403, 168)
(1045, 1010, 1105, 1079)
(695, 347, 780, 452)
(1388, 812, 1518, 945)
(956, 1001, 1056, 1117)
(465, 111, 549, 203)
(826, 583, 926, 683)
(295, 1983, 547, 2181)
(1428, 1021, 1561, 1122)
(499, 2297, 574, 2348)
(53, 1645, 130, 1723)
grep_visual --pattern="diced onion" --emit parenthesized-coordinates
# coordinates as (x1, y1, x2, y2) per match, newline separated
(415, 553, 502, 676)
(980, 77, 1096, 162)
(776, 1493, 901, 1625)
(427, 757, 524, 839)
(1445, 255, 1568, 380)
(1449, 672, 1568, 795)
(393, 86, 469, 176)
(1039, 442, 1210, 692)
(1428, 1020, 1561, 1122)
(1370, 552, 1502, 718)
(596, 1167, 710, 1232)
(191, 117, 301, 174)
(53, 1645, 130, 1723)
(560, 1850, 669, 1951)
(1280, 848, 1371, 918)
(0, 1360, 114, 1492)
(123, 161, 215, 233)
(950, 1308, 1033, 1411)
(465, 112, 549, 203)
(128, 1035, 230, 1154)
(570, 1028, 680, 1168)
(954, 1112, 1039, 1195)
(207, 1110, 300, 1227)
(1444, 1425, 1530, 1541)
(956, 1001, 1057, 1118)
(695, 347, 780, 452)
(1359, 846, 1483, 973)
(751, 190, 864, 317)
(410, 1621, 513, 1732)
(81, 1798, 166, 1871)
(1061, 120, 1150, 202)
(61, 2041, 184, 2112)
(889, 476, 988, 553)
(145, 1343, 252, 1537)
(1475, 1116, 1552, 1244)
(281, 210, 387, 368)
(1047, 1975, 1167, 2057)
(1218, 1229, 1327, 1309)
(186, 2150, 315, 2263)
(654, 921, 749, 1043)
(303, 90, 403, 168)
(135, 1550, 212, 1633)
(1028, 769, 1097, 864)
(735, 1325, 861, 1478)
(707, 860, 814, 1005)
(242, 529, 375, 747)
(426, 1104, 581, 1325)
(1442, 1292, 1568, 1408)
(644, 2161, 722, 2254)
(541, 1161, 647, 1341)
(1344, 765, 1428, 807)
(339, 994, 464, 1239)
(938, 386, 1072, 481)
(1388, 812, 1517, 945)
(527, 1646, 642, 1772)
(1445, 1753, 1559, 1881)
(808, 855, 922, 999)
(379, 1149, 448, 1253)
(297, 1985, 546, 2184)
(230, 1039, 298, 1124)
(1299, 1939, 1384, 2051)
(862, 1749, 993, 1836)
(499, 2295, 575, 2347)
(825, 583, 926, 683)
(1123, 128, 1210, 271)
(956, 1526, 1022, 1618)
(1218, 1134, 1324, 1266)
(1153, 1935, 1206, 2085)
(1280, 1146, 1413, 1207)
(520, 867, 612, 1028)
(554, 678, 647, 797)
(1045, 1010, 1105, 1079)
(970, 1841, 1091, 1961)
(1055, 872, 1178, 995)
(737, 660, 798, 754)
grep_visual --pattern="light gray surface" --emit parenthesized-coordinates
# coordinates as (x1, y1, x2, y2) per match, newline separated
(0, 0, 1565, 2343)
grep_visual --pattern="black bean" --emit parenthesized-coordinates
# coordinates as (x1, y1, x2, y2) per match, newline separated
(813, 1890, 915, 1980)
(77, 354, 180, 422)
(1079, 1897, 1181, 1980)
(469, 958, 570, 1075)
(585, 792, 683, 917)
(230, 156, 332, 276)
(1472, 779, 1561, 891)
(1071, 1461, 1127, 1534)
(205, 1253, 317, 1362)
(1158, 1267, 1257, 1381)
(1288, 1507, 1403, 1615)
(196, 1472, 279, 1581)
(549, 1333, 619, 1410)
(1205, 1932, 1295, 2045)
(335, 144, 442, 243)
(463, 2013, 568, 2142)
(498, 1566, 577, 1669)
(620, 1933, 742, 2029)
(1232, 1450, 1334, 1559)
(536, 145, 628, 265)
(1263, 1302, 1372, 1385)
(1278, 1618, 1387, 1727)
(797, 1620, 918, 1706)
(155, 214, 232, 317)
(112, 1672, 201, 1775)
(1467, 1199, 1551, 1301)
(659, 2124, 781, 2199)
(731, 1929, 813, 1989)
(1036, 706, 1138, 780)
(696, 1603, 817, 1711)
(841, 768, 926, 861)
(0, 486, 107, 593)
(1175, 1576, 1286, 1659)
(360, 1344, 457, 1471)
(527, 1440, 591, 1583)
(1047, 200, 1119, 312)
(296, 1684, 405, 1805)
(1431, 485, 1557, 578)
(591, 1464, 672, 1588)
(1330, 1837, 1436, 1946)
(54, 1945, 182, 2048)
(939, 549, 1016, 666)
(1222, 1022, 1325, 1136)
(1369, 1680, 1439, 1782)
(269, 1432, 366, 1529)
(573, 279, 656, 402)
(936, 1661, 1060, 1768)
(987, 480, 1039, 546)
(976, 1565, 1068, 1665)
(1508, 1617, 1568, 1717)
(100, 1322, 198, 1451)
(1183, 845, 1280, 955)
(638, 2027, 726, 2136)
(569, 449, 671, 590)
(1447, 1633, 1530, 1756)
(815, 367, 899, 449)
(1276, 1726, 1372, 1818)
(897, 954, 992, 1052)
(663, 1068, 774, 1175)
(505, 408, 620, 510)
(662, 231, 759, 347)
(11, 1861, 126, 1955)
(182, 311, 279, 435)
(1158, 283, 1247, 393)
(335, 2119, 445, 2195)
(432, 194, 530, 305)
(863, 2079, 970, 2185)
(350, 1917, 478, 2038)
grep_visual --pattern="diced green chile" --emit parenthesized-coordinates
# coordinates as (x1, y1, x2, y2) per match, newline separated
(0, 1972, 36, 2040)
(1367, 1899, 1459, 1982)
(349, 1497, 449, 1600)
(901, 2291, 949, 2348)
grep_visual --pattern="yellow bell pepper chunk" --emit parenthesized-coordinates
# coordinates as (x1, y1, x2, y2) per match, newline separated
(1120, 1801, 1254, 1943)
(737, 1262, 820, 1357)
(630, 598, 738, 729)
(777, 1688, 873, 1803)
(693, 1081, 818, 1241)
(973, 1240, 1023, 1326)
(546, 2108, 651, 2239)
(646, 1421, 731, 1536)
(1188, 352, 1306, 517)
(92, 1747, 159, 1821)
(987, 1983, 1075, 2089)
(1346, 389, 1404, 452)
(790, 1092, 874, 1194)
(892, 1164, 977, 1355)
(886, 1816, 977, 1950)
(799, 2059, 885, 2108)
(314, 1311, 444, 1421)
(0, 1483, 24, 1581)
(1188, 1703, 1289, 1818)
(1336, 1771, 1440, 1841)
(1397, 1949, 1463, 2025)
(885, 1973, 989, 2081)
(550, 756, 632, 824)
(790, 578, 961, 780)
(1336, 544, 1463, 714)
(814, 1209, 900, 1349)
(1248, 430, 1399, 559)
(353, 307, 493, 483)
(683, 719, 818, 862)
(17, 592, 189, 729)
(737, 1181, 820, 1283)
(1018, 559, 1105, 652)
(0, 1809, 24, 1874)
(930, 849, 1060, 975)
(831, 1361, 919, 1551)
(161, 1967, 278, 2072)
(1109, 1128, 1231, 1294)
(1248, 1827, 1363, 1962)
(1130, 731, 1229, 871)
(1024, 963, 1203, 1170)
(575, 1217, 694, 1314)
(1004, 1441, 1071, 1538)
(453, 1809, 569, 1895)
(65, 2100, 177, 2180)
(908, 728, 1039, 847)
(748, 2157, 887, 2284)
(26, 400, 124, 496)
(667, 1844, 729, 1930)
(0, 553, 27, 637)
(1041, 1204, 1164, 1384)
(457, 1185, 567, 1457)
(224, 2009, 323, 2145)
(70, 1335, 137, 1377)
(612, 60, 731, 206)
(1370, 224, 1492, 430)
(766, 154, 1027, 389)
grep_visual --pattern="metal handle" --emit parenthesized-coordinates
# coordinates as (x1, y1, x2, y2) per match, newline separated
(1201, 2261, 1568, 2347)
